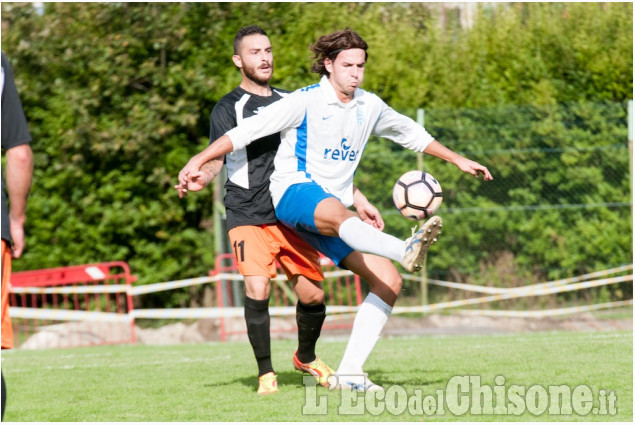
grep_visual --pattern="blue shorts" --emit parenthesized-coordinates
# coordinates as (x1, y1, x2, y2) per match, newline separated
(275, 182, 354, 267)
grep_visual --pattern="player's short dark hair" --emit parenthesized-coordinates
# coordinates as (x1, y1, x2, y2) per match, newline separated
(310, 28, 368, 77)
(234, 25, 268, 55)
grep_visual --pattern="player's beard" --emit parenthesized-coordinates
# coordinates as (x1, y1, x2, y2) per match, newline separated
(243, 62, 273, 87)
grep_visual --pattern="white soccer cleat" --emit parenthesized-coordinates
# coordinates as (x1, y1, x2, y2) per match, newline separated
(327, 373, 384, 392)
(401, 215, 443, 273)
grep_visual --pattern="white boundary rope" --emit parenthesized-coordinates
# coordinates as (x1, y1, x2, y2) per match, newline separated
(453, 299, 633, 318)
(8, 267, 631, 322)
(9, 307, 131, 323)
(126, 270, 355, 296)
(390, 274, 632, 314)
(404, 264, 633, 295)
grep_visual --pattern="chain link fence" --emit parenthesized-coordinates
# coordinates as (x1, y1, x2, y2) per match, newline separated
(359, 100, 632, 306)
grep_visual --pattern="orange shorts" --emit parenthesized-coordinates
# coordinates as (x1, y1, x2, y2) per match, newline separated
(227, 223, 323, 282)
(1, 239, 13, 349)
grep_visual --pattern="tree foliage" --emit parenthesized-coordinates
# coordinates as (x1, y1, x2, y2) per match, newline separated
(1, 2, 631, 305)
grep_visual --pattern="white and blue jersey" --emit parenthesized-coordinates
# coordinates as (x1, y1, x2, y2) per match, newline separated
(226, 75, 435, 209)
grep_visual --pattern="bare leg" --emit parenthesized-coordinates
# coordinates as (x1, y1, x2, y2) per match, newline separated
(244, 275, 271, 300)
(293, 275, 324, 305)
(342, 252, 403, 306)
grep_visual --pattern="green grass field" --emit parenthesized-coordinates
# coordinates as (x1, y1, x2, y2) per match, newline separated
(1, 330, 632, 422)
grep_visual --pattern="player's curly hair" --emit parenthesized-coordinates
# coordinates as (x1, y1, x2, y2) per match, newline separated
(310, 28, 368, 77)
(234, 25, 268, 55)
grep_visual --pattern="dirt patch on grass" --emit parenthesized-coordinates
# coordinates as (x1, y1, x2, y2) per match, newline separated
(382, 312, 633, 337)
(132, 312, 632, 345)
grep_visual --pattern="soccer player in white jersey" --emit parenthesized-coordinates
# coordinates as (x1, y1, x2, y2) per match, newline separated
(177, 26, 376, 395)
(177, 28, 493, 391)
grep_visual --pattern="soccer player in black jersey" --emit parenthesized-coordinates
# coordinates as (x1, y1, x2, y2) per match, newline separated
(2, 51, 34, 418)
(177, 26, 383, 395)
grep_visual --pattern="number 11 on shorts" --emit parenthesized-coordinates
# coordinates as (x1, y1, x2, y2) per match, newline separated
(233, 240, 245, 262)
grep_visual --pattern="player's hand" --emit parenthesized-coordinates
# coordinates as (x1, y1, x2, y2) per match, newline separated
(356, 201, 385, 231)
(455, 157, 493, 181)
(9, 220, 25, 258)
(186, 171, 213, 192)
(175, 160, 202, 198)
(352, 186, 384, 230)
(174, 170, 212, 198)
(174, 172, 191, 198)
(177, 161, 199, 187)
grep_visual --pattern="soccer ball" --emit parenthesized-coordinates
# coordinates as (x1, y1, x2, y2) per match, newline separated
(392, 170, 443, 220)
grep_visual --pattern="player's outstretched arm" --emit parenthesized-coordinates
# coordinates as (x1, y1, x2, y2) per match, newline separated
(423, 140, 493, 181)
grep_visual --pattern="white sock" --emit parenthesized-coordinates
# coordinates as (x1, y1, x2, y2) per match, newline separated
(338, 217, 404, 262)
(336, 292, 392, 375)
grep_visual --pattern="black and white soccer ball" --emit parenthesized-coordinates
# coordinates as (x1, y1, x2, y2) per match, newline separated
(392, 170, 443, 220)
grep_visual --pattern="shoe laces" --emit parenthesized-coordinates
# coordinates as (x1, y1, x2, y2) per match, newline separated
(308, 357, 333, 374)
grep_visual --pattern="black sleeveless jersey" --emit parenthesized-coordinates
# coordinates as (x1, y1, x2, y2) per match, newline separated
(209, 86, 289, 231)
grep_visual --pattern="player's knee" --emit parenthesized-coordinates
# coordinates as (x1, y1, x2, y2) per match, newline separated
(313, 292, 326, 305)
(314, 199, 356, 236)
(386, 273, 403, 295)
(299, 291, 325, 305)
(370, 273, 403, 305)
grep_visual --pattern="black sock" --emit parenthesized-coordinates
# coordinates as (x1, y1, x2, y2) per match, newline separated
(296, 301, 326, 364)
(2, 370, 6, 421)
(244, 296, 273, 377)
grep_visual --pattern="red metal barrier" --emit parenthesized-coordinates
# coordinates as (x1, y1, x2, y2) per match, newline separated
(9, 262, 137, 349)
(8, 258, 363, 347)
(210, 253, 363, 341)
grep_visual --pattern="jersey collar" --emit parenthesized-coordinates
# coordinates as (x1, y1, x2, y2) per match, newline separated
(319, 75, 363, 108)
